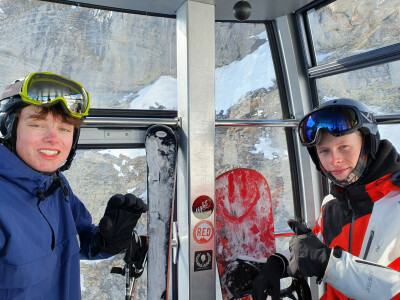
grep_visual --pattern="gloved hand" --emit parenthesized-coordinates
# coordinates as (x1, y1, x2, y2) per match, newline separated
(287, 219, 331, 280)
(96, 193, 148, 255)
(251, 253, 288, 300)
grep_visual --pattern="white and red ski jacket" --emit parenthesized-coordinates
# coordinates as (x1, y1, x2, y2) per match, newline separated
(312, 140, 400, 300)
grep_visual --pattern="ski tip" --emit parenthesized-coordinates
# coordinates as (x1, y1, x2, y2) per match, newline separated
(146, 124, 173, 135)
(145, 125, 176, 143)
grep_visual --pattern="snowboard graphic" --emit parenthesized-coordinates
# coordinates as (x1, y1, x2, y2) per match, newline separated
(215, 168, 276, 300)
(145, 124, 177, 300)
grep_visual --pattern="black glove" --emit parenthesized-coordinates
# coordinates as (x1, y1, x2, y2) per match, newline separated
(251, 253, 288, 300)
(96, 193, 148, 255)
(287, 219, 331, 281)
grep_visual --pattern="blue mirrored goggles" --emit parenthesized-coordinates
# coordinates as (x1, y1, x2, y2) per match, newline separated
(298, 106, 361, 146)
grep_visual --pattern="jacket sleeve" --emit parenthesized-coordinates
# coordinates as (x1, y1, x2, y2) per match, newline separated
(315, 194, 400, 299)
(0, 229, 4, 252)
(65, 180, 112, 260)
(323, 249, 400, 299)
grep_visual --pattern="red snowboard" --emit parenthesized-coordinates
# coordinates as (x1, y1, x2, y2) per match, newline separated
(215, 169, 276, 300)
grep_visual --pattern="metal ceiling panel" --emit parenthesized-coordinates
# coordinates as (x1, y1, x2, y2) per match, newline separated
(52, 0, 316, 20)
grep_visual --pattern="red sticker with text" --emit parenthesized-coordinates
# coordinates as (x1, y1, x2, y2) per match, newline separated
(193, 220, 214, 244)
(192, 195, 214, 219)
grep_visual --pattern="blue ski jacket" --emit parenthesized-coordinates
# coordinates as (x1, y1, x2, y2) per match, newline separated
(0, 145, 108, 299)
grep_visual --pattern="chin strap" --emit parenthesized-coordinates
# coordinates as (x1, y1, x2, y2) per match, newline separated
(60, 127, 80, 171)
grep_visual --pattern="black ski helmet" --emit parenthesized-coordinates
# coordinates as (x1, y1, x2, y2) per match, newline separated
(0, 77, 88, 172)
(299, 98, 380, 173)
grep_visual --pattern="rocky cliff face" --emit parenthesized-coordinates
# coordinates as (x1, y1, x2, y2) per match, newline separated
(0, 0, 264, 109)
(307, 0, 400, 111)
(309, 0, 400, 62)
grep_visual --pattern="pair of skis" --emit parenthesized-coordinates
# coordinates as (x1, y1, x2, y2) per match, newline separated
(111, 124, 177, 300)
(145, 125, 177, 300)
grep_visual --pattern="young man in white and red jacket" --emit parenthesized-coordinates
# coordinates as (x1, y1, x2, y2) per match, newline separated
(252, 98, 400, 300)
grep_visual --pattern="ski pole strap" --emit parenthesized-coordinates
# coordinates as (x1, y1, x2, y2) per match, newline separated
(110, 264, 145, 279)
(280, 277, 312, 300)
(124, 231, 141, 265)
(270, 253, 289, 277)
(110, 234, 148, 279)
(124, 234, 148, 267)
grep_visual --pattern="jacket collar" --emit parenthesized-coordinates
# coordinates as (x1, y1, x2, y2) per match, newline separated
(0, 144, 55, 196)
(330, 139, 400, 202)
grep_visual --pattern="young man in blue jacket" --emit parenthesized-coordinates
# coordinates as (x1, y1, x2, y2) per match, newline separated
(0, 72, 147, 299)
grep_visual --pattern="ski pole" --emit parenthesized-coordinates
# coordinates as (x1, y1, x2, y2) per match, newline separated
(124, 231, 140, 299)
(125, 262, 132, 300)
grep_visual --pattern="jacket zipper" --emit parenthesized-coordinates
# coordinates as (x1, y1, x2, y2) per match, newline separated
(346, 194, 355, 254)
(37, 204, 56, 250)
(36, 184, 56, 250)
(363, 230, 375, 260)
(346, 193, 354, 300)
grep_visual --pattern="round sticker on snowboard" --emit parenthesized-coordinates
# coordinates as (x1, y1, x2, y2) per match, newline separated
(192, 195, 214, 219)
(193, 220, 214, 244)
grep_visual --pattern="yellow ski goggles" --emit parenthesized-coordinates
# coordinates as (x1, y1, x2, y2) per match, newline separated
(0, 72, 90, 119)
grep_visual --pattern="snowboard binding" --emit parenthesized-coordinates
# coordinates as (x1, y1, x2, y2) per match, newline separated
(223, 258, 312, 300)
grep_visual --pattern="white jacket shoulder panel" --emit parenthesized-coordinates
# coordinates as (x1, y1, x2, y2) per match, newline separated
(359, 190, 400, 265)
(321, 194, 335, 206)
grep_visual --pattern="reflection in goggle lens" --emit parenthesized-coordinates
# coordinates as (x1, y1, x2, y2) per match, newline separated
(299, 107, 359, 145)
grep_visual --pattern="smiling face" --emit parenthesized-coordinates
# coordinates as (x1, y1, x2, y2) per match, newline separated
(15, 105, 75, 173)
(316, 131, 363, 181)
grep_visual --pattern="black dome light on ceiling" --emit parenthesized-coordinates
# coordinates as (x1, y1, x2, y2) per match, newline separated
(233, 0, 252, 21)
